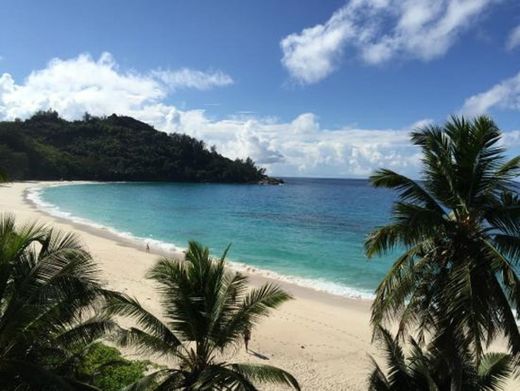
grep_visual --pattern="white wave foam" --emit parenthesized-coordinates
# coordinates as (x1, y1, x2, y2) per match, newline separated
(227, 260, 374, 299)
(26, 184, 186, 254)
(26, 183, 375, 300)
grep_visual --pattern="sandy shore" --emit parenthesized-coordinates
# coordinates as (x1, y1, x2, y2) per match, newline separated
(1, 182, 518, 390)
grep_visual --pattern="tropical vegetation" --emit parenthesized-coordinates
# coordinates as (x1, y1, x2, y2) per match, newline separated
(107, 241, 300, 390)
(0, 215, 298, 390)
(71, 342, 154, 391)
(365, 116, 520, 390)
(368, 327, 514, 391)
(0, 110, 275, 183)
(0, 214, 117, 390)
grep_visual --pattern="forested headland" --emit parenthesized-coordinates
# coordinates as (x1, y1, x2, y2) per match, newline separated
(0, 110, 280, 184)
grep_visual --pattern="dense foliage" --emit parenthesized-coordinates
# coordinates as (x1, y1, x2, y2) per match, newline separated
(0, 110, 271, 183)
(0, 214, 116, 390)
(368, 327, 514, 391)
(72, 343, 154, 391)
(107, 241, 300, 390)
(365, 116, 520, 390)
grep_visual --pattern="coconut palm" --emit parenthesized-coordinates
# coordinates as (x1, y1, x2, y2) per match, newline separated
(108, 241, 300, 390)
(365, 116, 520, 360)
(0, 214, 116, 390)
(368, 327, 514, 391)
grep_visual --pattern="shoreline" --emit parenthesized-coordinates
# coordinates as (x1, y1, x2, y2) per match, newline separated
(3, 181, 518, 390)
(25, 180, 375, 305)
(1, 181, 375, 390)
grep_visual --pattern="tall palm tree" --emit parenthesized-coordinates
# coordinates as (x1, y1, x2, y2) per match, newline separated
(365, 116, 520, 361)
(107, 241, 300, 390)
(368, 327, 514, 391)
(0, 214, 116, 390)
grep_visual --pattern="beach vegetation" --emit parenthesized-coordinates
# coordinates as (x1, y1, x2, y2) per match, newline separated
(365, 116, 520, 389)
(368, 327, 514, 391)
(70, 342, 155, 391)
(107, 241, 300, 390)
(0, 214, 117, 390)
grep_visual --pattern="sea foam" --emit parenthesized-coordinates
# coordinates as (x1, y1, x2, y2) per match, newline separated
(26, 183, 375, 300)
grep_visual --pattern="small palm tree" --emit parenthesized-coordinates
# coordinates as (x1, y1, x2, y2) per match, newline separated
(108, 241, 300, 390)
(365, 116, 520, 361)
(368, 327, 514, 391)
(0, 214, 116, 390)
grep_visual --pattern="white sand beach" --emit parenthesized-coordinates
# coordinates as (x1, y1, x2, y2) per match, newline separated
(0, 181, 518, 390)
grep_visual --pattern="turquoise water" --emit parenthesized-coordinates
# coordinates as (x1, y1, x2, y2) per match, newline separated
(34, 178, 398, 298)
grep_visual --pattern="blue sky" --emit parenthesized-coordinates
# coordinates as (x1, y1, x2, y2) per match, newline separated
(0, 0, 520, 177)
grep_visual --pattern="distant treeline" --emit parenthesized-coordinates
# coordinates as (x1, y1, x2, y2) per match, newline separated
(0, 110, 274, 183)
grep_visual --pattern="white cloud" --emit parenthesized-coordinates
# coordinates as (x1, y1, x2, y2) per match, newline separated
(281, 0, 497, 84)
(152, 68, 233, 90)
(155, 110, 421, 177)
(0, 52, 424, 177)
(409, 118, 435, 129)
(460, 70, 520, 116)
(280, 6, 357, 85)
(0, 53, 164, 120)
(506, 25, 520, 50)
(501, 130, 520, 147)
(0, 53, 233, 120)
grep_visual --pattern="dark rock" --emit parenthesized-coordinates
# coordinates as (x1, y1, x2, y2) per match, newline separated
(257, 176, 284, 185)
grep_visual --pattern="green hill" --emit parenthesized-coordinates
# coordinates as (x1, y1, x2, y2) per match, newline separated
(0, 110, 280, 184)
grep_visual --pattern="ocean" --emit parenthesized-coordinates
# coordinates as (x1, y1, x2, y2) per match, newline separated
(30, 178, 399, 299)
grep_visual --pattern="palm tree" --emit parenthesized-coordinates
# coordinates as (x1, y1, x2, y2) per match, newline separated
(107, 241, 300, 390)
(365, 116, 520, 361)
(0, 214, 116, 390)
(368, 327, 514, 391)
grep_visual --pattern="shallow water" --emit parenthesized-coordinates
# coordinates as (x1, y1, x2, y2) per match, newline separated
(34, 178, 399, 298)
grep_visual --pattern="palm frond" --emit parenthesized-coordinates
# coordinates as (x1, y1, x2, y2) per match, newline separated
(370, 169, 445, 214)
(216, 283, 291, 349)
(228, 363, 300, 390)
(122, 369, 174, 391)
(54, 317, 118, 348)
(193, 364, 258, 390)
(105, 292, 181, 352)
(478, 353, 513, 391)
(368, 357, 391, 391)
(116, 327, 180, 358)
(366, 116, 520, 379)
(0, 359, 76, 390)
(370, 245, 431, 329)
(0, 215, 117, 389)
